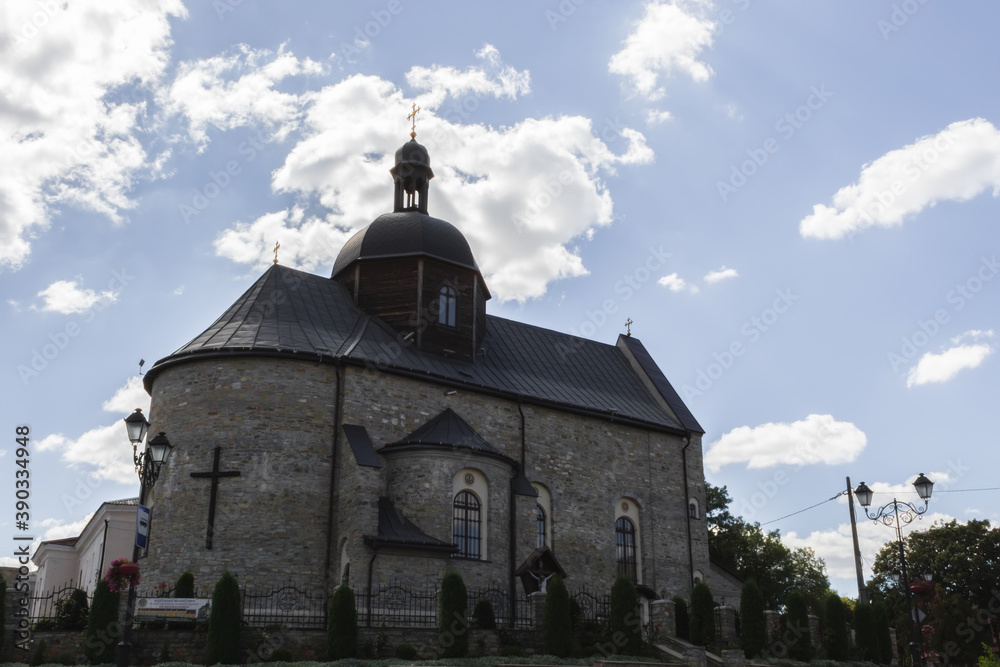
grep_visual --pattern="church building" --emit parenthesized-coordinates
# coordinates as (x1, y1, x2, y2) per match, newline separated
(139, 132, 712, 610)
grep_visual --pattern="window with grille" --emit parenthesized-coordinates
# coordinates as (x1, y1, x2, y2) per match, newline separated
(453, 490, 481, 559)
(536, 505, 547, 548)
(438, 285, 457, 326)
(615, 516, 637, 581)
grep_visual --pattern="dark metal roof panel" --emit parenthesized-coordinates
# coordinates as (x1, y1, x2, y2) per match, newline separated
(342, 424, 383, 468)
(376, 497, 456, 551)
(619, 335, 704, 434)
(388, 408, 500, 454)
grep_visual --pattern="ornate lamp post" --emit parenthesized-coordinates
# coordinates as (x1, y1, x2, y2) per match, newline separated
(853, 473, 934, 667)
(118, 409, 172, 667)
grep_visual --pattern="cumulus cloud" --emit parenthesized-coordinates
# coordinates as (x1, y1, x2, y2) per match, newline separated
(406, 44, 531, 109)
(658, 272, 698, 293)
(37, 377, 150, 484)
(704, 414, 867, 473)
(33, 279, 117, 314)
(0, 0, 187, 271)
(161, 44, 323, 150)
(800, 118, 1000, 240)
(645, 110, 674, 125)
(608, 0, 715, 100)
(215, 56, 654, 302)
(704, 266, 738, 283)
(906, 331, 994, 387)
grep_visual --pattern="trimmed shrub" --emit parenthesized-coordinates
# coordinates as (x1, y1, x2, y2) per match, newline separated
(439, 570, 468, 658)
(740, 578, 767, 658)
(543, 574, 572, 657)
(56, 588, 89, 630)
(610, 575, 642, 656)
(159, 639, 172, 664)
(854, 601, 879, 663)
(326, 583, 358, 660)
(785, 589, 812, 662)
(85, 578, 121, 665)
(174, 572, 195, 598)
(395, 644, 418, 660)
(473, 598, 496, 629)
(824, 593, 849, 661)
(269, 647, 294, 662)
(690, 582, 715, 648)
(873, 601, 892, 665)
(673, 596, 690, 640)
(206, 571, 242, 665)
(500, 644, 525, 657)
(30, 638, 47, 667)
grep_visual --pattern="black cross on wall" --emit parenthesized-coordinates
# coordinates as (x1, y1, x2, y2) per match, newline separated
(190, 446, 240, 549)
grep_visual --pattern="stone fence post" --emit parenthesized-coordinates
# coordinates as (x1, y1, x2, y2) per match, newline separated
(529, 591, 546, 631)
(764, 610, 781, 646)
(808, 614, 820, 652)
(717, 606, 738, 645)
(651, 599, 676, 638)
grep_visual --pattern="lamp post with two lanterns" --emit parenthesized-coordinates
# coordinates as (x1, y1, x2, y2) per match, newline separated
(118, 409, 173, 667)
(852, 473, 934, 667)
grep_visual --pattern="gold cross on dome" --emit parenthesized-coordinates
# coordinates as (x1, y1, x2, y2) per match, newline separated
(273, 241, 280, 265)
(625, 318, 633, 337)
(408, 103, 421, 138)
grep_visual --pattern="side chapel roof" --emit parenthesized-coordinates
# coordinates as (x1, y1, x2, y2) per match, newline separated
(144, 264, 702, 433)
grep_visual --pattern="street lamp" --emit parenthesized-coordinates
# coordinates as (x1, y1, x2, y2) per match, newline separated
(853, 473, 934, 667)
(118, 409, 172, 667)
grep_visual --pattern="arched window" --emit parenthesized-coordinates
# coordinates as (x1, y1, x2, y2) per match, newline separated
(615, 516, 637, 582)
(453, 490, 481, 559)
(438, 285, 457, 326)
(536, 505, 547, 548)
(688, 499, 700, 519)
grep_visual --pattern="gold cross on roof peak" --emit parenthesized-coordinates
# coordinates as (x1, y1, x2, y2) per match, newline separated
(408, 103, 421, 139)
(273, 241, 280, 265)
(625, 318, 633, 337)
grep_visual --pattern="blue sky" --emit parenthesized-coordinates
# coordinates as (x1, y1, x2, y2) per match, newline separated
(3, 1, 999, 598)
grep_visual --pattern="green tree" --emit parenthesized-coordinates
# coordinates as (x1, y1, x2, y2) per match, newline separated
(610, 575, 642, 656)
(690, 582, 715, 648)
(872, 601, 892, 665)
(740, 579, 767, 658)
(673, 596, 690, 640)
(439, 571, 468, 658)
(854, 601, 879, 663)
(84, 578, 120, 665)
(326, 583, 358, 660)
(206, 571, 241, 665)
(785, 589, 812, 662)
(55, 588, 89, 630)
(473, 598, 496, 629)
(824, 593, 849, 661)
(174, 572, 195, 598)
(543, 574, 572, 657)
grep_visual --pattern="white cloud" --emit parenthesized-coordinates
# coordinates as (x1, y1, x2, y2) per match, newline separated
(799, 118, 1000, 240)
(215, 60, 654, 302)
(34, 279, 117, 314)
(0, 0, 187, 270)
(406, 44, 531, 108)
(704, 266, 738, 283)
(101, 376, 150, 415)
(705, 414, 867, 472)
(906, 341, 993, 387)
(161, 44, 323, 150)
(658, 272, 693, 292)
(645, 109, 674, 125)
(608, 0, 715, 100)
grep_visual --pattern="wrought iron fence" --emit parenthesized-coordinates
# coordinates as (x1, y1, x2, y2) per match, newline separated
(467, 584, 532, 629)
(571, 587, 611, 623)
(243, 582, 329, 630)
(27, 582, 92, 627)
(356, 581, 439, 628)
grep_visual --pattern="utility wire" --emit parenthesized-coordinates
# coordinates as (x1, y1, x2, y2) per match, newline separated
(760, 491, 844, 526)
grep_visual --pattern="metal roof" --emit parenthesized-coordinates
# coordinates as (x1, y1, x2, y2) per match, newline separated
(145, 265, 696, 433)
(373, 497, 456, 552)
(386, 408, 502, 455)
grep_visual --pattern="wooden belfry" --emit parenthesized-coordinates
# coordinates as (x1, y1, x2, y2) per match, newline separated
(190, 447, 240, 549)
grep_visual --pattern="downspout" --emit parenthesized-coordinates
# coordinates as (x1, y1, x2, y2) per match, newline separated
(646, 433, 656, 596)
(681, 433, 695, 592)
(366, 547, 379, 628)
(510, 398, 526, 623)
(323, 363, 344, 592)
(98, 518, 110, 582)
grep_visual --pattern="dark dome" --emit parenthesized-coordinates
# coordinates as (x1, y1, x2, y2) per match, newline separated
(332, 211, 479, 278)
(395, 138, 430, 167)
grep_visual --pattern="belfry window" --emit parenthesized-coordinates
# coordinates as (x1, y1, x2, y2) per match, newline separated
(536, 505, 547, 548)
(615, 516, 637, 582)
(438, 285, 457, 326)
(453, 490, 481, 559)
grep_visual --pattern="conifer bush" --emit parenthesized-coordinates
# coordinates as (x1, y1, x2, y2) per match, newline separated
(85, 578, 120, 665)
(854, 601, 879, 663)
(610, 575, 642, 656)
(56, 588, 90, 630)
(439, 570, 468, 658)
(473, 598, 496, 629)
(740, 579, 767, 658)
(206, 571, 242, 665)
(326, 583, 358, 660)
(174, 572, 195, 598)
(672, 596, 690, 640)
(690, 582, 716, 648)
(824, 593, 849, 661)
(543, 575, 572, 657)
(873, 601, 892, 665)
(785, 590, 812, 662)
(30, 638, 47, 666)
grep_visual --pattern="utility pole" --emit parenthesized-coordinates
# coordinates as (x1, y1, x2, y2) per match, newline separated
(846, 476, 868, 604)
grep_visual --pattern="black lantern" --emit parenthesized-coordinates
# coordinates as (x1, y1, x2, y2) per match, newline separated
(124, 408, 150, 445)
